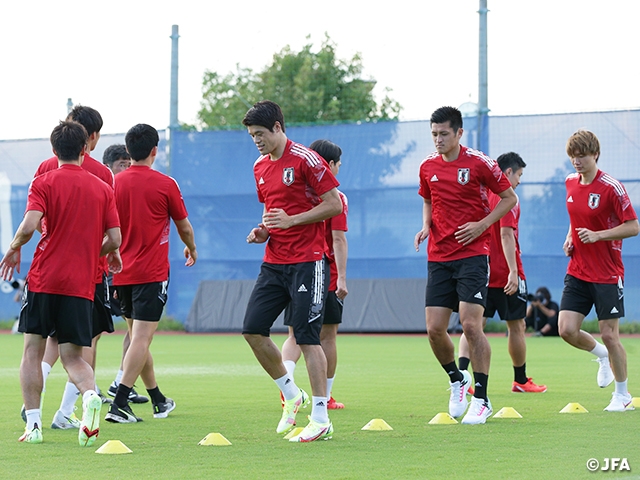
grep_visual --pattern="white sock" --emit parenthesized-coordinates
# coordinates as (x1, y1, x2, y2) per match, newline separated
(326, 377, 335, 397)
(82, 389, 97, 404)
(274, 374, 299, 401)
(615, 380, 628, 395)
(41, 362, 52, 393)
(283, 360, 296, 380)
(59, 382, 80, 416)
(310, 396, 329, 424)
(114, 369, 124, 386)
(590, 342, 608, 358)
(25, 409, 41, 430)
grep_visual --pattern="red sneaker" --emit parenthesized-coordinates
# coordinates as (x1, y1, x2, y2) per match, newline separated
(512, 378, 547, 393)
(327, 397, 344, 409)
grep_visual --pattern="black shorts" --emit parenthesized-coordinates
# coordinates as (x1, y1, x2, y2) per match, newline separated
(117, 278, 169, 322)
(19, 287, 93, 347)
(93, 275, 114, 336)
(108, 285, 123, 317)
(283, 290, 343, 327)
(484, 279, 527, 321)
(425, 256, 489, 310)
(560, 274, 624, 320)
(243, 260, 327, 345)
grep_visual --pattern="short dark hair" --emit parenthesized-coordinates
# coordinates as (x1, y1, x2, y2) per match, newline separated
(496, 152, 526, 173)
(242, 100, 286, 132)
(430, 106, 463, 132)
(66, 105, 103, 136)
(536, 287, 551, 302)
(103, 144, 131, 166)
(50, 121, 88, 161)
(310, 139, 342, 164)
(125, 124, 159, 161)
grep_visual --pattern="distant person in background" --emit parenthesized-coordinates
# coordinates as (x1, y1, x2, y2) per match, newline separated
(525, 287, 559, 336)
(458, 152, 546, 394)
(281, 139, 349, 410)
(102, 145, 148, 405)
(558, 129, 638, 412)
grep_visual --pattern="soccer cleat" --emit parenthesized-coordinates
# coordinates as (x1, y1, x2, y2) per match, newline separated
(460, 370, 475, 395)
(512, 378, 547, 393)
(20, 404, 26, 423)
(604, 392, 635, 412)
(78, 393, 101, 447)
(19, 423, 43, 444)
(327, 396, 345, 409)
(276, 389, 310, 434)
(98, 391, 112, 404)
(448, 369, 472, 418)
(153, 398, 176, 419)
(461, 397, 493, 425)
(108, 383, 150, 404)
(289, 418, 333, 442)
(105, 402, 143, 423)
(51, 408, 81, 429)
(595, 357, 614, 388)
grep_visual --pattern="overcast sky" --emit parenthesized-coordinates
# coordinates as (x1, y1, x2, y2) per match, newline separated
(1, 0, 639, 140)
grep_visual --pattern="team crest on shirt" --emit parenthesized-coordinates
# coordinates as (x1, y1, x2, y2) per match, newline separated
(588, 193, 600, 209)
(282, 167, 294, 186)
(458, 168, 470, 185)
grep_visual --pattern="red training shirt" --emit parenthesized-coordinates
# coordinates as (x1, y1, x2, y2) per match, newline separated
(253, 140, 340, 264)
(25, 164, 119, 301)
(418, 145, 512, 262)
(487, 191, 525, 287)
(565, 170, 637, 284)
(113, 166, 189, 286)
(325, 190, 348, 291)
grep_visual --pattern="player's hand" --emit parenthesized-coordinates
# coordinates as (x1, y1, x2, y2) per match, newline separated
(504, 271, 518, 296)
(414, 228, 429, 251)
(455, 221, 487, 246)
(246, 224, 269, 244)
(336, 278, 348, 300)
(107, 250, 123, 274)
(575, 227, 600, 244)
(262, 208, 294, 229)
(184, 246, 197, 266)
(562, 237, 574, 256)
(0, 248, 21, 280)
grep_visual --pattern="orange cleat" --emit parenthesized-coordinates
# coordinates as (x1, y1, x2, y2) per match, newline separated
(512, 378, 547, 393)
(327, 397, 344, 409)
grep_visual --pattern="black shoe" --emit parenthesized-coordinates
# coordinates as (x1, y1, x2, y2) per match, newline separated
(105, 403, 143, 423)
(108, 383, 150, 404)
(98, 391, 113, 404)
(153, 398, 176, 419)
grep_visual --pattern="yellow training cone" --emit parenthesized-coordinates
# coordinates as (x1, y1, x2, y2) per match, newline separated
(198, 433, 232, 446)
(632, 397, 640, 408)
(493, 407, 522, 419)
(283, 427, 304, 440)
(559, 402, 588, 413)
(361, 419, 393, 430)
(95, 440, 132, 454)
(428, 413, 458, 424)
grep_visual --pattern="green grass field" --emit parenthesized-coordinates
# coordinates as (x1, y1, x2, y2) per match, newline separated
(0, 332, 638, 479)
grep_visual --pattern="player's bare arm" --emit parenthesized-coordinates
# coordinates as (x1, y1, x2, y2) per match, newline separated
(100, 227, 121, 257)
(0, 210, 42, 280)
(107, 250, 123, 274)
(500, 226, 518, 295)
(414, 199, 432, 251)
(575, 219, 639, 244)
(563, 225, 573, 256)
(262, 188, 342, 229)
(455, 187, 516, 246)
(174, 217, 197, 266)
(332, 229, 348, 300)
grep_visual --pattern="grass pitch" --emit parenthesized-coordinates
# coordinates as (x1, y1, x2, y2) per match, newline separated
(0, 332, 638, 479)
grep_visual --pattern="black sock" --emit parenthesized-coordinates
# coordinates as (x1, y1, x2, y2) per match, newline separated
(147, 386, 166, 404)
(114, 384, 132, 408)
(458, 357, 470, 371)
(442, 361, 463, 383)
(473, 372, 488, 400)
(514, 364, 527, 385)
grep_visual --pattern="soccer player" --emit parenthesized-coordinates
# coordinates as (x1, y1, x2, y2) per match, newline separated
(458, 152, 547, 393)
(106, 124, 197, 423)
(1, 120, 121, 445)
(414, 106, 516, 424)
(101, 145, 148, 405)
(281, 139, 349, 410)
(243, 101, 342, 442)
(558, 129, 638, 412)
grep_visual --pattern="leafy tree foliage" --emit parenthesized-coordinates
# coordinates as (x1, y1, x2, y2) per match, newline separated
(198, 35, 402, 129)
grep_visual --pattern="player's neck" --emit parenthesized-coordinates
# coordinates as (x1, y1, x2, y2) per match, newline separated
(442, 144, 461, 162)
(268, 135, 288, 161)
(579, 167, 598, 185)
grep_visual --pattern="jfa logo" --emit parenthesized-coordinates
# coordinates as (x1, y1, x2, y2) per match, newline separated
(282, 167, 294, 186)
(588, 193, 600, 209)
(586, 458, 630, 472)
(457, 168, 470, 185)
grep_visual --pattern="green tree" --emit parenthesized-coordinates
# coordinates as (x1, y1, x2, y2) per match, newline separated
(197, 35, 401, 129)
